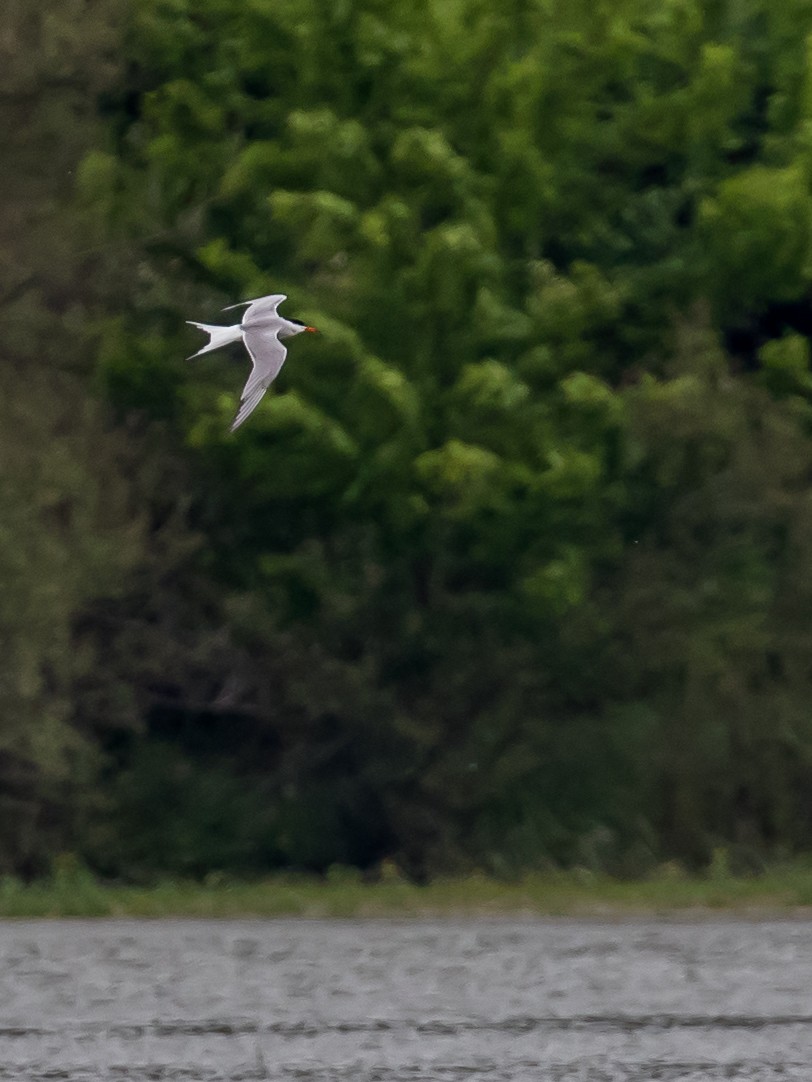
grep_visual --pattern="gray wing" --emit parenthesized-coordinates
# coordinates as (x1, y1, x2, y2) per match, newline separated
(223, 293, 287, 325)
(230, 383, 270, 432)
(230, 325, 288, 432)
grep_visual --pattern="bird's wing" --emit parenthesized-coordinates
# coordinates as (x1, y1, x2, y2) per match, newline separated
(223, 293, 287, 323)
(242, 325, 288, 392)
(230, 382, 270, 432)
(230, 325, 288, 431)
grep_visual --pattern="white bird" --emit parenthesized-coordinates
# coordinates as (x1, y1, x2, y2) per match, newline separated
(187, 293, 317, 431)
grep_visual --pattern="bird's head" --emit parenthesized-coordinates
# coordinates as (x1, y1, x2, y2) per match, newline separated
(290, 319, 318, 336)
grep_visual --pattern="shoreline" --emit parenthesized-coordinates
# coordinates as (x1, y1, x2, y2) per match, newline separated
(3, 864, 812, 919)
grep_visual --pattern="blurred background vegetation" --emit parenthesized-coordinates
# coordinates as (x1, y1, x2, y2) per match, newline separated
(5, 0, 812, 883)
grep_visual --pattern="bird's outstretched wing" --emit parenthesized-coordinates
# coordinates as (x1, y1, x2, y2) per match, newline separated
(222, 293, 287, 325)
(230, 325, 288, 432)
(230, 382, 270, 432)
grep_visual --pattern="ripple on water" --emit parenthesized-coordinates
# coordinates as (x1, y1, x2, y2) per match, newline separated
(0, 917, 810, 1081)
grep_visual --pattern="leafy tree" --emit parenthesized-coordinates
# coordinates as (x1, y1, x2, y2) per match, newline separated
(0, 365, 146, 872)
(606, 317, 812, 864)
(10, 0, 812, 876)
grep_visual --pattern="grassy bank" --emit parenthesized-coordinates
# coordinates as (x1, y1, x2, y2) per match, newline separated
(4, 859, 812, 918)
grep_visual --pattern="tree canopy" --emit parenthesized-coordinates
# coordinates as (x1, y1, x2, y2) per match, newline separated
(5, 0, 812, 878)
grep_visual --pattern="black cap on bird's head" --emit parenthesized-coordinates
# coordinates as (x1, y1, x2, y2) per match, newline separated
(290, 318, 318, 334)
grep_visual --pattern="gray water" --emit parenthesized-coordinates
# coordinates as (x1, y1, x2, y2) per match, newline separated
(1, 917, 811, 1080)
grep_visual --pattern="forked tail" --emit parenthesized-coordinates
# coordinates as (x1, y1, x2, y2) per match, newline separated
(186, 321, 242, 358)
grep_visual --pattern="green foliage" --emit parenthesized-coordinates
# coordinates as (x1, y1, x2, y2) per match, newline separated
(0, 0, 135, 874)
(85, 0, 812, 874)
(9, 0, 812, 880)
(699, 165, 812, 318)
(91, 742, 282, 877)
(608, 320, 812, 861)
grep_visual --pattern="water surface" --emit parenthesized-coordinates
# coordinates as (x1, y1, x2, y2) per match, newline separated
(1, 916, 811, 1079)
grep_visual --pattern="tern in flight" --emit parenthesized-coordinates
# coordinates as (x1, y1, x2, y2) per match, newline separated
(187, 293, 316, 431)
